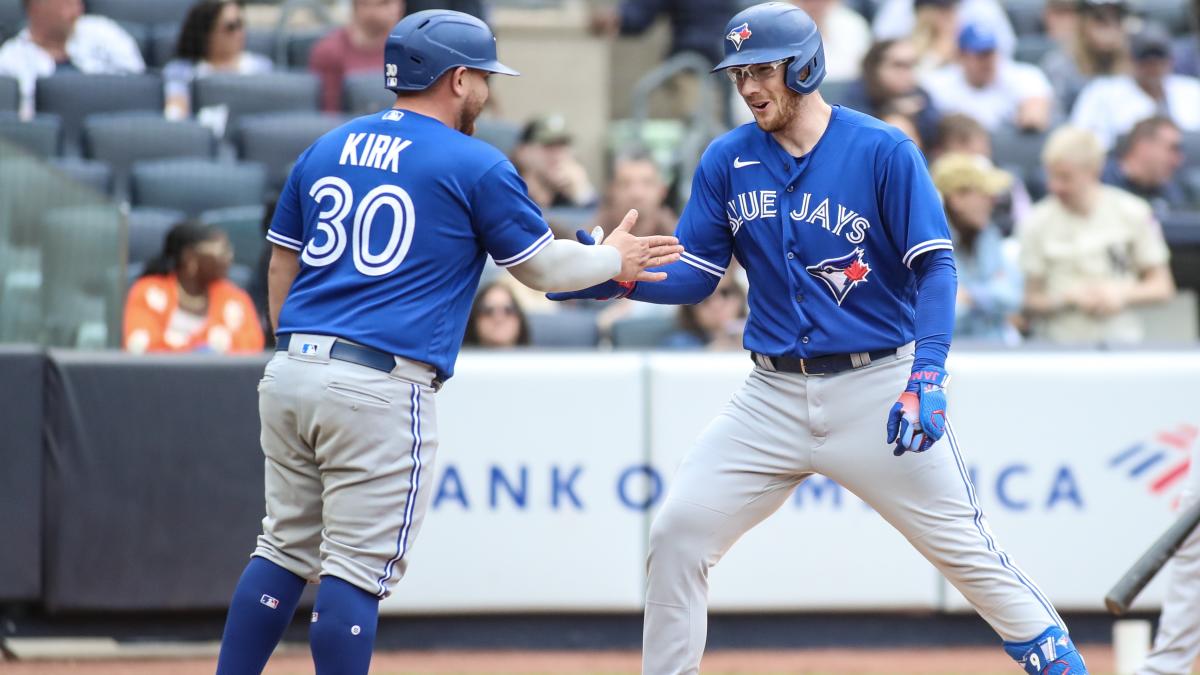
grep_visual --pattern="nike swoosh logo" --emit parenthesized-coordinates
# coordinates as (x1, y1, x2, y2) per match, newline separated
(733, 157, 760, 168)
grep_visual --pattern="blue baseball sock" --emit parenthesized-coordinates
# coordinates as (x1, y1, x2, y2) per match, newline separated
(216, 556, 307, 675)
(309, 575, 380, 675)
(1004, 626, 1088, 675)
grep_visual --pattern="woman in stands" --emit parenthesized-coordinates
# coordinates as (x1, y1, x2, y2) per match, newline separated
(163, 0, 272, 119)
(840, 38, 942, 148)
(462, 282, 531, 349)
(124, 221, 264, 354)
(660, 276, 747, 351)
(1040, 0, 1131, 111)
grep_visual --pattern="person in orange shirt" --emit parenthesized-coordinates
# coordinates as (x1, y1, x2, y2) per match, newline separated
(124, 221, 264, 354)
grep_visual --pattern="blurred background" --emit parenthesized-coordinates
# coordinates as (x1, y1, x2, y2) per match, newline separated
(0, 0, 1199, 672)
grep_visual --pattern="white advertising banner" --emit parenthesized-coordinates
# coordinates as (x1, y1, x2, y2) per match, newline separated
(382, 353, 648, 614)
(380, 351, 1200, 614)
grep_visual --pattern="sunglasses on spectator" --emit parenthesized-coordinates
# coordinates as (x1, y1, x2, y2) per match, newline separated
(716, 287, 741, 299)
(481, 305, 517, 317)
(219, 18, 244, 33)
(725, 58, 790, 84)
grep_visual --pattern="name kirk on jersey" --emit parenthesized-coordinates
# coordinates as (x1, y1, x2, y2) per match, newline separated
(339, 132, 413, 173)
(727, 190, 872, 244)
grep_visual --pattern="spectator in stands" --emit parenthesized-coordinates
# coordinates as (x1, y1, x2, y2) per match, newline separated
(589, 0, 736, 67)
(1175, 0, 1200, 77)
(163, 0, 273, 120)
(873, 0, 1017, 67)
(462, 282, 531, 349)
(124, 221, 264, 354)
(929, 112, 1033, 230)
(661, 275, 747, 350)
(1071, 22, 1200, 150)
(511, 114, 597, 211)
(0, 0, 144, 119)
(931, 153, 1023, 343)
(922, 23, 1055, 133)
(879, 107, 924, 151)
(406, 0, 485, 20)
(1040, 0, 1131, 112)
(1102, 116, 1190, 218)
(310, 0, 404, 113)
(1019, 126, 1175, 345)
(839, 39, 941, 147)
(1043, 0, 1080, 46)
(791, 0, 871, 82)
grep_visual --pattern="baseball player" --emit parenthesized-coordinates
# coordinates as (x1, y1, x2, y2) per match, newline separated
(1139, 441, 1200, 674)
(550, 4, 1088, 674)
(213, 10, 682, 675)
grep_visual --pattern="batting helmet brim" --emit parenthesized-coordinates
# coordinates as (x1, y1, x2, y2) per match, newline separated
(712, 46, 798, 73)
(475, 60, 521, 77)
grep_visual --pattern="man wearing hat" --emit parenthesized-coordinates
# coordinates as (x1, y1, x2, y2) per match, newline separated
(1071, 22, 1200, 149)
(1040, 0, 1132, 111)
(511, 113, 598, 211)
(931, 153, 1023, 342)
(921, 22, 1054, 131)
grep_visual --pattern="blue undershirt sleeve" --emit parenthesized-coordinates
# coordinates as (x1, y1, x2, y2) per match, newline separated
(910, 248, 956, 372)
(626, 259, 720, 305)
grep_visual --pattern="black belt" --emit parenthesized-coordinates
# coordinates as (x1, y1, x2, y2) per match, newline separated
(752, 348, 899, 376)
(276, 334, 397, 374)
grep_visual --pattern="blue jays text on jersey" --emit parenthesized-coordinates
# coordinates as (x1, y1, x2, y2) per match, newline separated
(267, 109, 553, 380)
(675, 105, 952, 358)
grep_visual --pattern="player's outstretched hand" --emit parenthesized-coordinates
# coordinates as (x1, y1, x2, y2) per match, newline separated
(886, 366, 950, 456)
(602, 209, 684, 283)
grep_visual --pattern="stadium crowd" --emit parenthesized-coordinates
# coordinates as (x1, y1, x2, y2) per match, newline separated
(0, 0, 1197, 353)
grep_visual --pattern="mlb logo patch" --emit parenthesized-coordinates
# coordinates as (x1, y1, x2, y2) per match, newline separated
(301, 342, 319, 355)
(383, 110, 405, 122)
(260, 594, 279, 609)
(726, 22, 752, 51)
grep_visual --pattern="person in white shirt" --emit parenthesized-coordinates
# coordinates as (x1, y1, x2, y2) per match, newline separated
(1071, 22, 1200, 150)
(872, 0, 1016, 59)
(0, 0, 145, 119)
(163, 0, 273, 120)
(921, 23, 1054, 132)
(791, 0, 871, 82)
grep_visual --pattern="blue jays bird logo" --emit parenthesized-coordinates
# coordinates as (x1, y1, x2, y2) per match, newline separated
(726, 23, 752, 51)
(807, 248, 872, 305)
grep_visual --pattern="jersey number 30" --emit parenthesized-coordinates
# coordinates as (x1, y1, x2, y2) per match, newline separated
(301, 176, 415, 277)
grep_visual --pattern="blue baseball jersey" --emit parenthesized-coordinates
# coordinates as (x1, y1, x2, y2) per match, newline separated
(268, 109, 552, 380)
(677, 105, 952, 358)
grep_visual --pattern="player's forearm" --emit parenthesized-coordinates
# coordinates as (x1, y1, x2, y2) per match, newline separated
(628, 259, 719, 305)
(507, 238, 621, 292)
(267, 245, 301, 334)
(911, 249, 956, 371)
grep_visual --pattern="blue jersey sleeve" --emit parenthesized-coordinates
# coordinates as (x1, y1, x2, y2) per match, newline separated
(470, 160, 554, 267)
(675, 155, 734, 282)
(878, 140, 953, 268)
(266, 153, 306, 252)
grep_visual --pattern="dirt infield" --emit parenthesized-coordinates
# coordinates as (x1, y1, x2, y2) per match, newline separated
(1, 645, 1116, 674)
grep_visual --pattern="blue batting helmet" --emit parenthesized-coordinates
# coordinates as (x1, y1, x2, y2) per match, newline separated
(713, 2, 826, 96)
(383, 10, 519, 93)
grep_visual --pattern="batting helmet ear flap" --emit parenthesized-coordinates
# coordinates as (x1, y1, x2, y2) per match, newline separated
(787, 41, 826, 95)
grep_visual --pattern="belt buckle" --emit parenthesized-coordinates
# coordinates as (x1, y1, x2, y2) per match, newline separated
(799, 358, 809, 376)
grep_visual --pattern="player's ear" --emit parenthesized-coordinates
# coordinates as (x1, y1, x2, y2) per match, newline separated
(449, 66, 470, 98)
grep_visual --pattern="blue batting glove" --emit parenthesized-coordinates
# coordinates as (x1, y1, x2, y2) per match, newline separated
(886, 366, 950, 456)
(546, 227, 637, 302)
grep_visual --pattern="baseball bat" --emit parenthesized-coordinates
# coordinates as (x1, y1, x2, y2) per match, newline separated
(1105, 499, 1200, 615)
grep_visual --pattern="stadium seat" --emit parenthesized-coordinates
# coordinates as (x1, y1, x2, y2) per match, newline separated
(131, 158, 266, 217)
(1183, 168, 1200, 207)
(0, 113, 61, 157)
(1015, 34, 1056, 65)
(85, 0, 193, 26)
(84, 112, 215, 197)
(39, 204, 124, 347)
(127, 207, 184, 268)
(1004, 0, 1045, 36)
(611, 315, 677, 349)
(992, 127, 1048, 198)
(342, 73, 394, 116)
(0, 74, 17, 113)
(235, 111, 345, 190)
(527, 311, 600, 348)
(35, 73, 164, 153)
(50, 157, 113, 195)
(0, 270, 42, 343)
(148, 23, 180, 68)
(474, 117, 523, 156)
(199, 205, 266, 269)
(1182, 132, 1200, 170)
(192, 72, 321, 137)
(0, 0, 22, 42)
(287, 29, 330, 69)
(245, 29, 278, 62)
(1136, 0, 1192, 34)
(1132, 288, 1199, 342)
(115, 20, 150, 66)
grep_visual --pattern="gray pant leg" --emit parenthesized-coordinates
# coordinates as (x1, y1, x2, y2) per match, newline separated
(643, 371, 806, 675)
